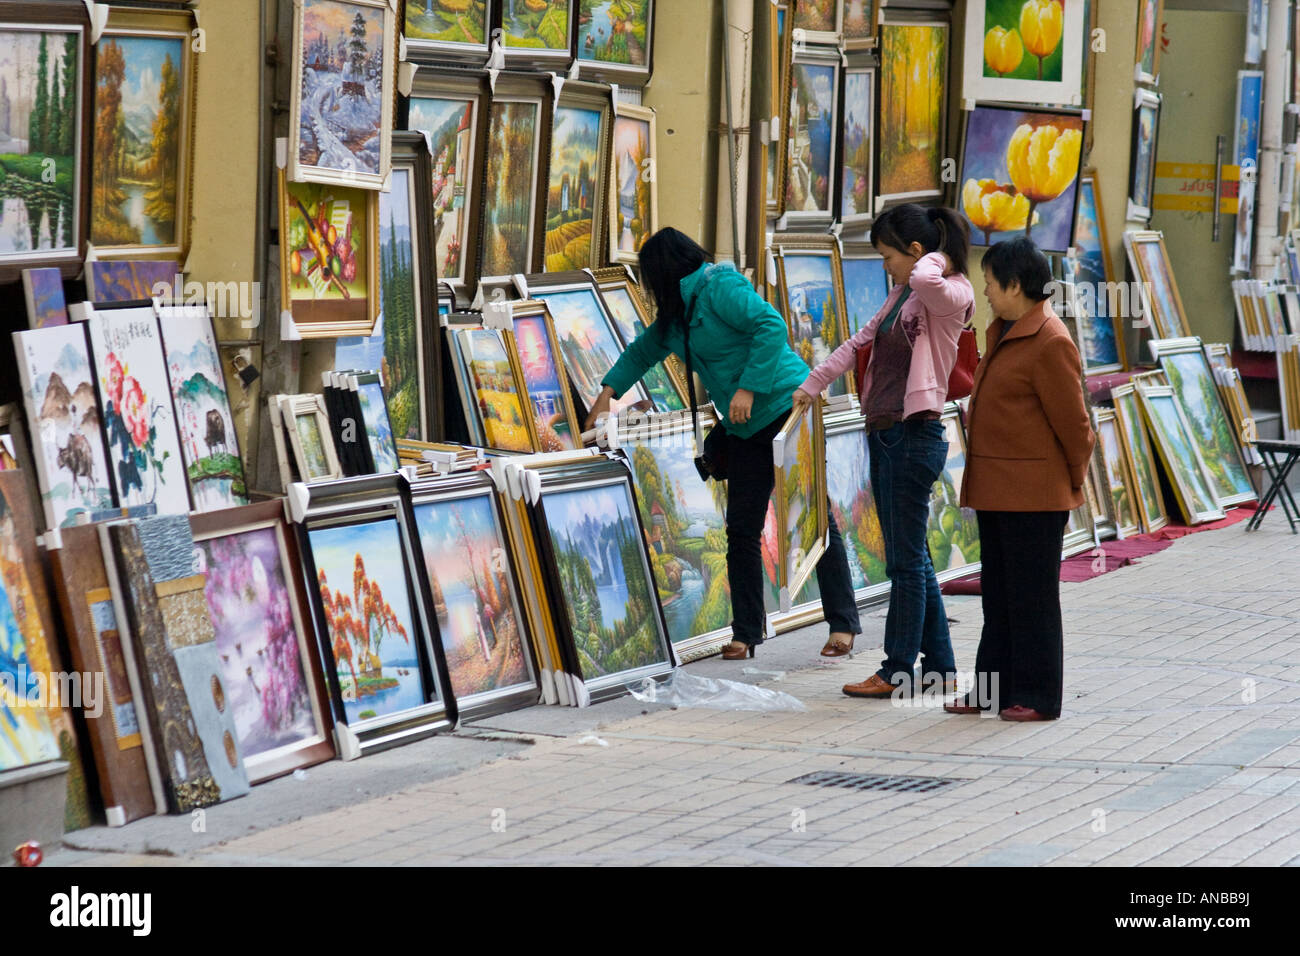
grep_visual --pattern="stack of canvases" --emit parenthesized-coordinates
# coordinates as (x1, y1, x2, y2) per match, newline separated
(1233, 230, 1300, 444)
(396, 1, 659, 306)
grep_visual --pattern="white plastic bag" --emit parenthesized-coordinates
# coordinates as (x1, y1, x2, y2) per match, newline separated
(627, 670, 807, 712)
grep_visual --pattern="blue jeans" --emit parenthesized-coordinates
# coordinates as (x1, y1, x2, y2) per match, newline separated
(868, 419, 956, 684)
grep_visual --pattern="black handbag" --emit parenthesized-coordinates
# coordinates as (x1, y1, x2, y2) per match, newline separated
(682, 291, 728, 483)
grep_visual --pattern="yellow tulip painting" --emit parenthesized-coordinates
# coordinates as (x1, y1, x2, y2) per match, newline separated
(958, 105, 1083, 252)
(879, 21, 948, 200)
(980, 0, 1065, 82)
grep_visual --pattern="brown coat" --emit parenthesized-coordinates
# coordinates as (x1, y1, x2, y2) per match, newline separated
(960, 299, 1095, 512)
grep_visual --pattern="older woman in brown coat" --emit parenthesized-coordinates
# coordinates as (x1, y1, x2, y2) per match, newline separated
(946, 237, 1095, 722)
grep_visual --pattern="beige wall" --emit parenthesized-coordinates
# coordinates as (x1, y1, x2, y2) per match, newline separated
(1151, 9, 1245, 347)
(187, 0, 262, 338)
(641, 0, 721, 251)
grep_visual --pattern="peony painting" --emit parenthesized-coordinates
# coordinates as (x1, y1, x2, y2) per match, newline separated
(959, 104, 1084, 253)
(85, 306, 190, 515)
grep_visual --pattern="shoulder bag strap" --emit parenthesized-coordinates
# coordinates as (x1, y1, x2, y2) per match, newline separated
(681, 289, 704, 453)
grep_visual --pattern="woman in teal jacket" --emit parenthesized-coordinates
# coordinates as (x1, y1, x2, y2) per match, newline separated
(586, 228, 861, 659)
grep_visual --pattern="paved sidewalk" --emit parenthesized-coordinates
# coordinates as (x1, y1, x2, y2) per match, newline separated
(48, 518, 1300, 866)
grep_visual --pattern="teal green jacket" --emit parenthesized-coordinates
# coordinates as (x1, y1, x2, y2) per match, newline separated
(602, 262, 809, 438)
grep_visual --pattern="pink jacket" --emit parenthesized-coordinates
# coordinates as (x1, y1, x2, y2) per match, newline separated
(798, 252, 974, 419)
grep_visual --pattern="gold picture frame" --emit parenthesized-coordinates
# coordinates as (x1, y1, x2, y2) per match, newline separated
(771, 234, 854, 398)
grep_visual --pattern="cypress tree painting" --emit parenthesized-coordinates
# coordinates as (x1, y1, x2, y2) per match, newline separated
(0, 30, 81, 257)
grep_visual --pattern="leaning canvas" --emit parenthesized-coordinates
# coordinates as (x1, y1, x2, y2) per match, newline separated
(13, 324, 115, 529)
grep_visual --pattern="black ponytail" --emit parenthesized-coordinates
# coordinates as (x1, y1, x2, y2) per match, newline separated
(638, 227, 711, 331)
(871, 203, 971, 276)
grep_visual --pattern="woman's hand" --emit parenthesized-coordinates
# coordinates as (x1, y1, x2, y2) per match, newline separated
(791, 388, 814, 414)
(728, 388, 755, 426)
(583, 386, 616, 432)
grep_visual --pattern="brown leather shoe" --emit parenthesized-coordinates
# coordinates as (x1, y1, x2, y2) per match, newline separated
(999, 705, 1055, 722)
(820, 633, 855, 657)
(721, 640, 755, 660)
(842, 674, 899, 698)
(943, 696, 982, 714)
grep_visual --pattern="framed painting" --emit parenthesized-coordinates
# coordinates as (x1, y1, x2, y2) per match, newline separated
(278, 393, 343, 482)
(1062, 493, 1096, 559)
(190, 500, 335, 783)
(962, 0, 1085, 107)
(593, 270, 688, 411)
(822, 409, 889, 600)
(333, 132, 443, 442)
(543, 82, 610, 272)
(877, 14, 949, 205)
(403, 0, 490, 61)
(451, 327, 540, 453)
(609, 102, 657, 265)
(840, 0, 879, 50)
(1094, 407, 1140, 538)
(1235, 70, 1263, 170)
(90, 6, 196, 260)
(279, 170, 380, 337)
(529, 273, 652, 417)
(12, 323, 115, 529)
(85, 303, 190, 515)
(840, 240, 891, 336)
(1136, 384, 1226, 526)
(529, 457, 675, 702)
(510, 299, 583, 451)
(293, 475, 456, 758)
(619, 407, 733, 658)
(499, 0, 574, 69)
(1127, 89, 1161, 223)
(1111, 383, 1170, 533)
(479, 79, 549, 281)
(576, 0, 655, 85)
(766, 0, 793, 219)
(351, 371, 400, 472)
(409, 472, 541, 719)
(406, 73, 488, 293)
(85, 260, 181, 304)
(157, 303, 249, 511)
(772, 236, 853, 397)
(1233, 167, 1257, 276)
(774, 403, 828, 609)
(783, 46, 840, 226)
(287, 0, 395, 190)
(1062, 171, 1125, 373)
(0, 13, 89, 280)
(1124, 230, 1190, 340)
(839, 64, 875, 228)
(959, 104, 1084, 254)
(22, 268, 69, 329)
(49, 522, 155, 824)
(930, 404, 982, 582)
(1148, 337, 1255, 507)
(1134, 0, 1163, 84)
(1245, 0, 1263, 65)
(1084, 444, 1115, 541)
(792, 0, 839, 46)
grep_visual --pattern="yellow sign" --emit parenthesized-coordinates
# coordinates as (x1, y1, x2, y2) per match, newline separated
(1152, 161, 1239, 214)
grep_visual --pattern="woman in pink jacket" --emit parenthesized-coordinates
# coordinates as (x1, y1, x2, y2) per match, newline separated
(793, 204, 972, 699)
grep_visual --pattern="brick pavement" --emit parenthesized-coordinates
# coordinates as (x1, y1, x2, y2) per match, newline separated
(50, 517, 1300, 866)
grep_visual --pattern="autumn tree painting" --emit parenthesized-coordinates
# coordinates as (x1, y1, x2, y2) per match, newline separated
(91, 36, 185, 247)
(482, 101, 539, 276)
(879, 22, 947, 198)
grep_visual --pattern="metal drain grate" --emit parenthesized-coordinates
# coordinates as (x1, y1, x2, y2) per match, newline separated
(788, 770, 962, 794)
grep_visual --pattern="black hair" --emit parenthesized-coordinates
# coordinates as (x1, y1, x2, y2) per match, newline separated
(982, 237, 1054, 302)
(637, 227, 711, 330)
(870, 204, 971, 276)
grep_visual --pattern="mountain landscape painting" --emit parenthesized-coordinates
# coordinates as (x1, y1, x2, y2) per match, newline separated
(408, 95, 475, 281)
(159, 309, 248, 510)
(15, 324, 114, 528)
(0, 29, 81, 260)
(541, 481, 667, 680)
(782, 252, 847, 395)
(91, 34, 185, 249)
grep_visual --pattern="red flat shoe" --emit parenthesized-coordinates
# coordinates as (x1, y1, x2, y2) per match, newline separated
(999, 705, 1055, 722)
(943, 696, 982, 715)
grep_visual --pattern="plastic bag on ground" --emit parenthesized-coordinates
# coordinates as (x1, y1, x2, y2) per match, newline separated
(627, 670, 807, 712)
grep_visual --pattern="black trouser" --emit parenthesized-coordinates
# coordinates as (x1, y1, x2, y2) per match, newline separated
(973, 510, 1069, 717)
(724, 411, 862, 646)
